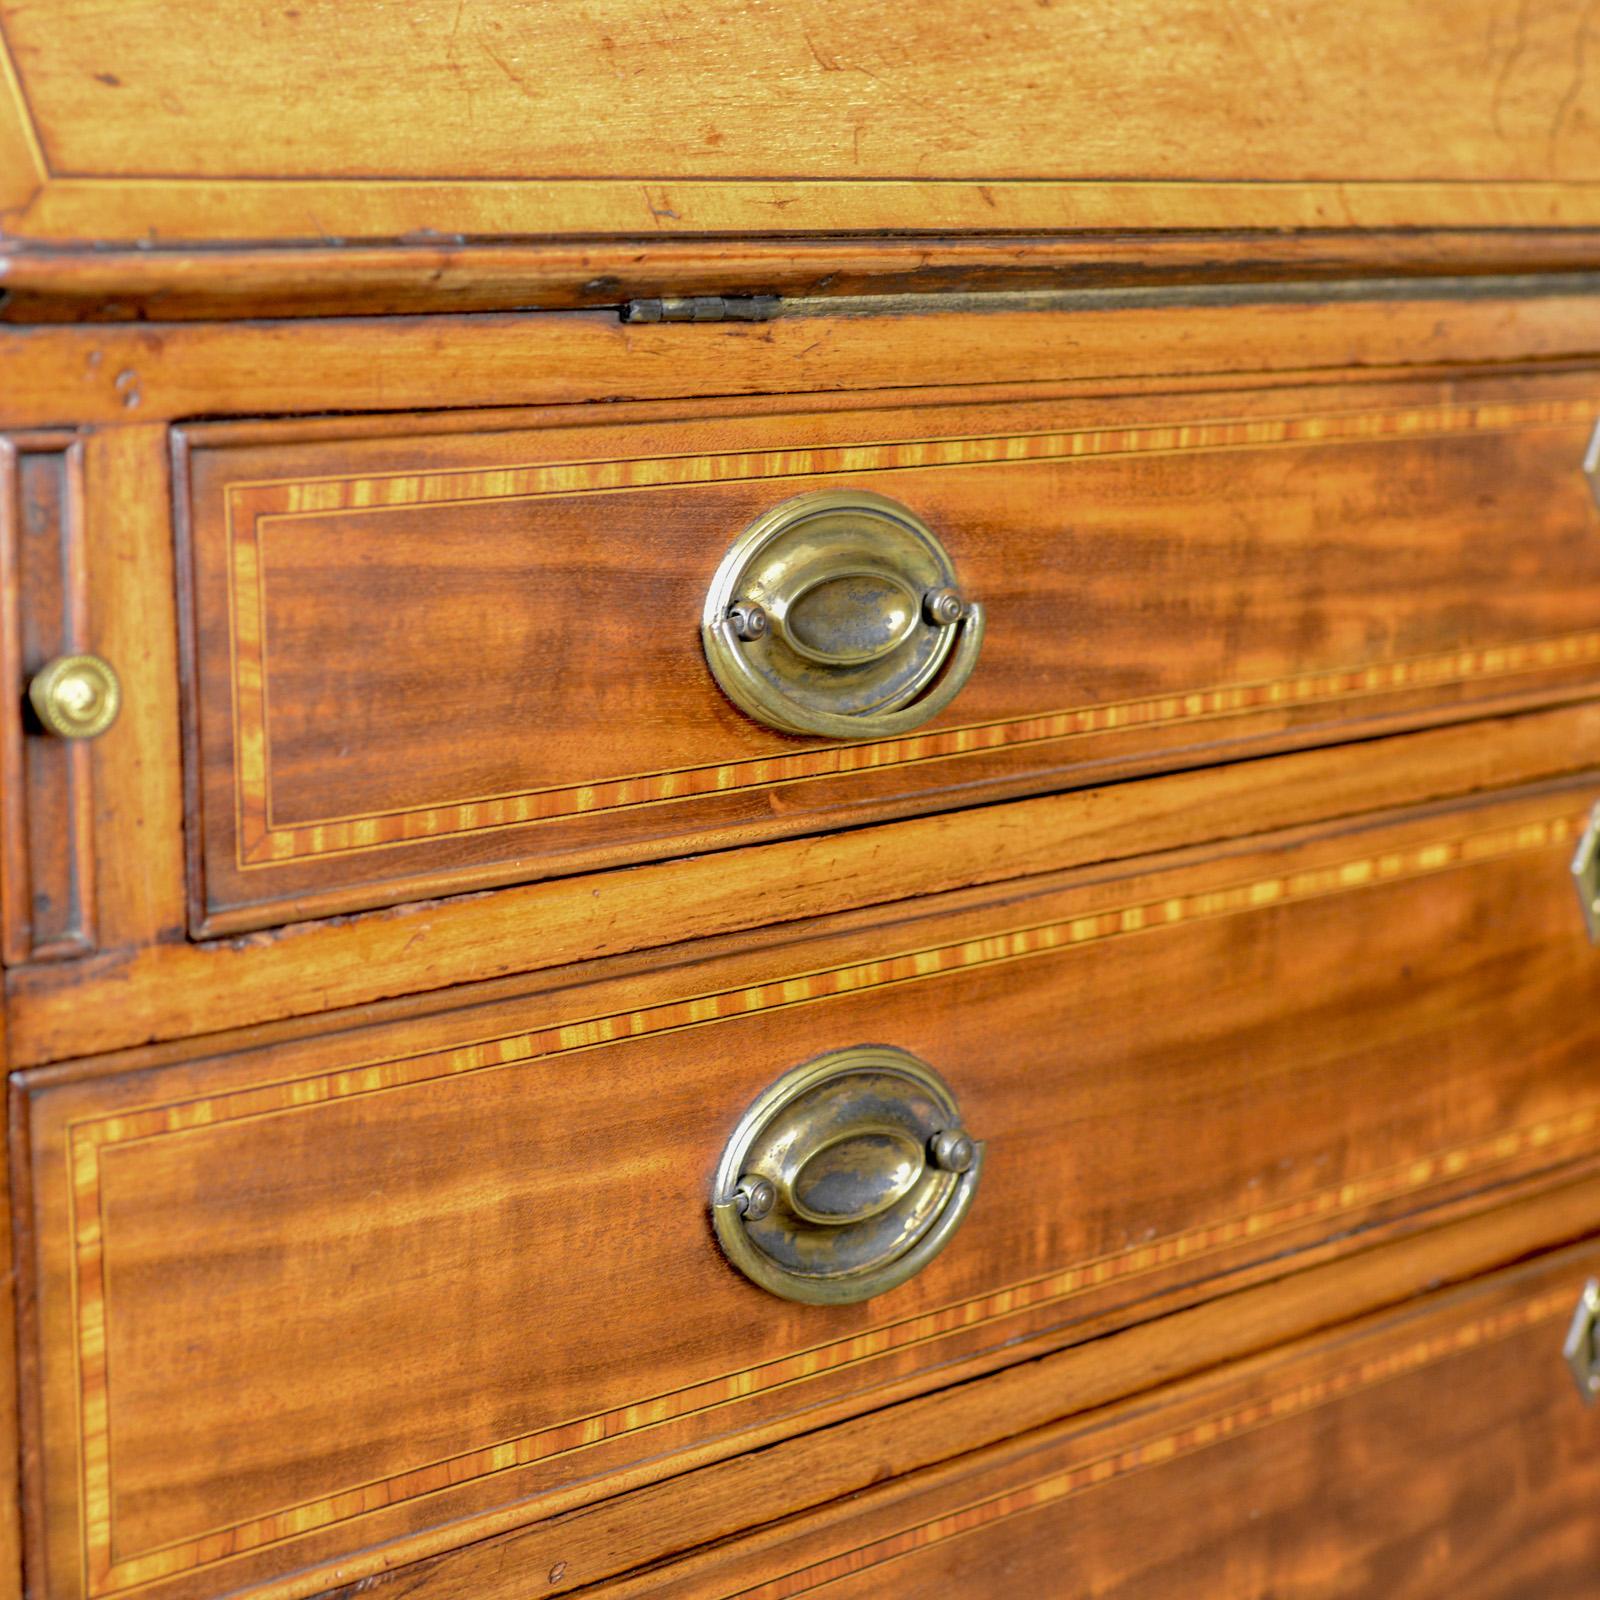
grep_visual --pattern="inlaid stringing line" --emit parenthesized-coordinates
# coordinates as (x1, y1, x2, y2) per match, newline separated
(236, 629, 1600, 867)
(726, 1289, 1576, 1600)
(66, 805, 1591, 1589)
(231, 398, 1598, 508)
(221, 392, 1600, 867)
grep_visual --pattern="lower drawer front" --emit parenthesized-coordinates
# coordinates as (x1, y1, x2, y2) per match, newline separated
(16, 777, 1600, 1600)
(615, 1242, 1600, 1599)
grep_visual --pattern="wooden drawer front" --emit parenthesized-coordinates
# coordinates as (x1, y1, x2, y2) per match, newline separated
(17, 776, 1600, 1600)
(616, 1243, 1600, 1599)
(180, 372, 1600, 932)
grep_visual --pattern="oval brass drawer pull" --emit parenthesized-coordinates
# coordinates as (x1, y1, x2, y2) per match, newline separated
(702, 490, 985, 738)
(712, 1046, 983, 1304)
(27, 653, 121, 740)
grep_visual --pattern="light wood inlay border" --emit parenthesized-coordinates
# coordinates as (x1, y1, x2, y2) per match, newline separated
(0, 15, 44, 214)
(67, 803, 1592, 1593)
(7, 0, 1600, 250)
(726, 1286, 1577, 1600)
(17, 180, 1600, 246)
(222, 396, 1600, 870)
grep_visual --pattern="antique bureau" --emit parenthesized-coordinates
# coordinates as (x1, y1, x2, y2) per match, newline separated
(4, 5, 1600, 1598)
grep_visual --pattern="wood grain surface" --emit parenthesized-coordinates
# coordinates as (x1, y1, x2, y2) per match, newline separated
(14, 777, 1600, 1600)
(5, 10, 1600, 1600)
(4, 1, 1600, 242)
(0, 432, 94, 962)
(7, 233, 1600, 324)
(180, 371, 1600, 930)
(12, 700, 1600, 1071)
(305, 1176, 1600, 1600)
(604, 1241, 1600, 1599)
(7, 283, 1600, 431)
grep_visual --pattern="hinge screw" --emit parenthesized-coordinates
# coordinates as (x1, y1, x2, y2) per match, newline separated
(923, 587, 965, 627)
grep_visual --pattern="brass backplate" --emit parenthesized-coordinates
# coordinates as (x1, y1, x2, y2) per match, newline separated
(712, 1046, 982, 1305)
(702, 490, 984, 739)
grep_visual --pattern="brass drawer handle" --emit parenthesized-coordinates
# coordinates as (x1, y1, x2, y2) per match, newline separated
(1565, 1278, 1600, 1403)
(712, 1046, 983, 1305)
(1571, 801, 1600, 943)
(702, 490, 985, 739)
(27, 653, 121, 740)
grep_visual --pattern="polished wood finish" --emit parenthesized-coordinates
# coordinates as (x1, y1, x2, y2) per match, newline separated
(0, 431, 94, 961)
(8, 282, 1600, 430)
(14, 775, 1600, 1599)
(11, 699, 1600, 1068)
(312, 1177, 1600, 1600)
(10, 233, 1600, 324)
(608, 1241, 1600, 1598)
(5, 2, 1600, 243)
(5, 10, 1600, 1596)
(180, 370, 1600, 930)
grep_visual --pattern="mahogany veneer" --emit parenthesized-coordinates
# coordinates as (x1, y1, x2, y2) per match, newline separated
(11, 774, 1600, 1600)
(4, 6, 1600, 1599)
(177, 371, 1600, 931)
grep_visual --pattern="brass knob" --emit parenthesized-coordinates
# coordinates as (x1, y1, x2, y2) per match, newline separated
(702, 490, 985, 739)
(712, 1046, 983, 1304)
(27, 653, 121, 740)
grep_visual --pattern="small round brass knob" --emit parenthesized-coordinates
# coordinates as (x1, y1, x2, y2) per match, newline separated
(27, 654, 121, 740)
(712, 1046, 983, 1304)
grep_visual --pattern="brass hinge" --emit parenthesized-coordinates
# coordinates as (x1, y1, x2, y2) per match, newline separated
(621, 295, 782, 324)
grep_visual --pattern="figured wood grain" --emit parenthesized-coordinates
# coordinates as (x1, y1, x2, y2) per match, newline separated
(15, 779, 1600, 1600)
(310, 1175, 1600, 1600)
(605, 1243, 1600, 1600)
(2, 13, 1598, 1600)
(4, 1, 1600, 242)
(11, 701, 1600, 1070)
(6, 285, 1600, 430)
(181, 376, 1600, 929)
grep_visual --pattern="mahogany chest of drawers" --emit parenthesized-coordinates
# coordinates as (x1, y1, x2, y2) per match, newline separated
(4, 5, 1600, 1597)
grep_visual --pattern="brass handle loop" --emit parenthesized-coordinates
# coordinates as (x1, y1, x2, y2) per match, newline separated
(702, 491, 984, 739)
(712, 1046, 983, 1305)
